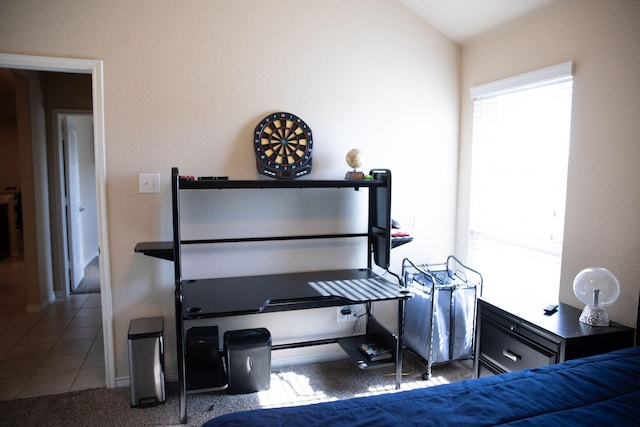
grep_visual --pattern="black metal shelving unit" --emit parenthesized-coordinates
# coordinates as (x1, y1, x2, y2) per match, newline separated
(136, 167, 409, 424)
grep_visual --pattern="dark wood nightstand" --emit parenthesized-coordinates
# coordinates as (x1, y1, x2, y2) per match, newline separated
(473, 297, 635, 378)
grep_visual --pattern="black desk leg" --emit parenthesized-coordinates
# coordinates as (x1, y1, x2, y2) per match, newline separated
(395, 298, 405, 388)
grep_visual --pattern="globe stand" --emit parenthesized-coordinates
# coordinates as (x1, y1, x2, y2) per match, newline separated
(345, 170, 365, 180)
(579, 304, 610, 326)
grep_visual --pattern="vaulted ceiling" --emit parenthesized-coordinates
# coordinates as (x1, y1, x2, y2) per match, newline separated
(395, 0, 572, 44)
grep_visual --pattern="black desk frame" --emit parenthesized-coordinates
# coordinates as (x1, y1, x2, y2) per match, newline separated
(136, 167, 409, 424)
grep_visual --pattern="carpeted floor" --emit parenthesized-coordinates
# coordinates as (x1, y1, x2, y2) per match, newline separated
(0, 353, 472, 427)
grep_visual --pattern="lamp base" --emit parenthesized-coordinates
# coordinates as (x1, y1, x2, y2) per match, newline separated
(579, 305, 610, 326)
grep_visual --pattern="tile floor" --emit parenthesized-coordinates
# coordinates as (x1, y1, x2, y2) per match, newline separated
(0, 256, 105, 401)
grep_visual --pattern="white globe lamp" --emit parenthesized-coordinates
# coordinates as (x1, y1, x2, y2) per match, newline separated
(572, 267, 620, 326)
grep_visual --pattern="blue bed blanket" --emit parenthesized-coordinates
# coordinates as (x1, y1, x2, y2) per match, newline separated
(203, 346, 640, 426)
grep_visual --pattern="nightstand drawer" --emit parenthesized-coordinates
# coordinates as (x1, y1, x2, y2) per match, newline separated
(481, 319, 556, 372)
(474, 298, 635, 379)
(482, 307, 559, 351)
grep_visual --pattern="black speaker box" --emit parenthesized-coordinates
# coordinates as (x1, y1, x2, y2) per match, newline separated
(224, 328, 271, 394)
(186, 326, 221, 368)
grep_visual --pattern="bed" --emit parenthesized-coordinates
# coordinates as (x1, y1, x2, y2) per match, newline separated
(203, 345, 640, 426)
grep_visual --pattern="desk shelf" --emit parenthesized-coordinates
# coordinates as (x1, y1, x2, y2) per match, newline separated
(135, 237, 413, 262)
(134, 241, 173, 261)
(136, 167, 407, 424)
(336, 315, 399, 370)
(185, 364, 227, 394)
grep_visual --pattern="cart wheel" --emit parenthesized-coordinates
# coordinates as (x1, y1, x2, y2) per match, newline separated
(421, 372, 431, 381)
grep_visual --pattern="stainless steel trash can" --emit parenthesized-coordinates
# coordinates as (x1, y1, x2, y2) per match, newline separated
(128, 317, 165, 407)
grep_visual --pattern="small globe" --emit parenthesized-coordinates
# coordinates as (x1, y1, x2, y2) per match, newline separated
(346, 149, 363, 170)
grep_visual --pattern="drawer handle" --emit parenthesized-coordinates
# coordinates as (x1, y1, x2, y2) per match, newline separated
(502, 349, 521, 362)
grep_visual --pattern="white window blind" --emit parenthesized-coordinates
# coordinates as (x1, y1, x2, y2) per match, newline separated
(468, 62, 574, 301)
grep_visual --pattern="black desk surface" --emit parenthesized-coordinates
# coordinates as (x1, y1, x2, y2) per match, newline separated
(181, 269, 409, 319)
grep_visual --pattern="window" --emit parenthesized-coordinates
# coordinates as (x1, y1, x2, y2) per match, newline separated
(468, 62, 574, 301)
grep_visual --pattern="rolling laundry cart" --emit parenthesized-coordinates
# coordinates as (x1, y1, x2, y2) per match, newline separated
(402, 256, 482, 380)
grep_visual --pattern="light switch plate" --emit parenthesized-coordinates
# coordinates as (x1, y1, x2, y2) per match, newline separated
(139, 173, 161, 193)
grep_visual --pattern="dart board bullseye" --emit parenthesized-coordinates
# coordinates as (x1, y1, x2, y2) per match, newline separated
(254, 112, 313, 179)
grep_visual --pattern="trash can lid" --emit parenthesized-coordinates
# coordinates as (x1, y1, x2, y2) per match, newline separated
(128, 317, 163, 338)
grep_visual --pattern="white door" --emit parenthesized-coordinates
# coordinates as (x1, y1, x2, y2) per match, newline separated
(62, 114, 97, 292)
(65, 118, 84, 290)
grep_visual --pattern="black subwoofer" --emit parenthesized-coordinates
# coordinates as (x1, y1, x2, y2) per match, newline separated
(186, 326, 221, 369)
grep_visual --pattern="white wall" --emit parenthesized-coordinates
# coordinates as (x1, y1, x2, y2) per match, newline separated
(0, 0, 460, 381)
(458, 0, 640, 328)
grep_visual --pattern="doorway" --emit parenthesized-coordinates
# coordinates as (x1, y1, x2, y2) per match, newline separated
(0, 53, 114, 388)
(57, 113, 100, 295)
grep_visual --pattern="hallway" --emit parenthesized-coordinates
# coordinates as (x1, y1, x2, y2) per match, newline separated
(0, 256, 105, 400)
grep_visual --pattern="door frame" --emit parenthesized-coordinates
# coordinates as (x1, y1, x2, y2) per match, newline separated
(0, 53, 115, 388)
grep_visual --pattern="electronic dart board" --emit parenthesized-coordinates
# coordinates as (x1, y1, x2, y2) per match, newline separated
(254, 112, 313, 179)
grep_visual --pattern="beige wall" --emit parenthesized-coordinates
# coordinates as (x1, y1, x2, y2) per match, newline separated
(0, 0, 460, 381)
(458, 0, 640, 328)
(13, 70, 57, 311)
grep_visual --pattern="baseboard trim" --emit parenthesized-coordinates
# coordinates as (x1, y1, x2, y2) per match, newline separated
(26, 292, 56, 313)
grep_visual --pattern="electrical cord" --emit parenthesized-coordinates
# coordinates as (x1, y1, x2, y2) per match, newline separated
(383, 359, 415, 377)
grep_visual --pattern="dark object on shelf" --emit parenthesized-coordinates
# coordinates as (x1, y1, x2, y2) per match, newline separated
(402, 256, 483, 380)
(184, 326, 227, 393)
(543, 304, 559, 315)
(358, 342, 392, 361)
(224, 328, 272, 394)
(370, 169, 392, 269)
(186, 326, 221, 368)
(198, 176, 229, 181)
(391, 236, 413, 249)
(254, 112, 313, 180)
(128, 317, 165, 408)
(390, 219, 412, 248)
